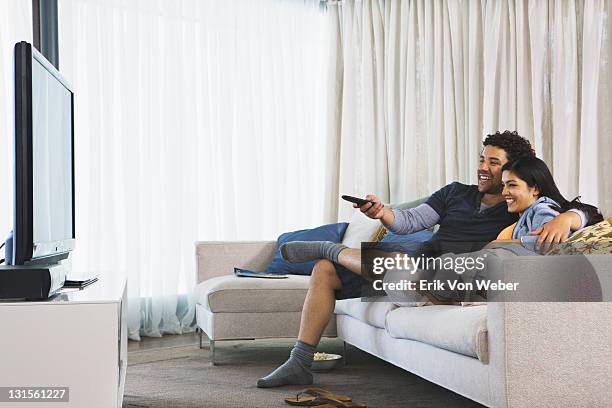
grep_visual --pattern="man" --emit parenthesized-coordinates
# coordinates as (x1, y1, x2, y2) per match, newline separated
(257, 131, 589, 388)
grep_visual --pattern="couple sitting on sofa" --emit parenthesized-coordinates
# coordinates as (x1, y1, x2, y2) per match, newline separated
(256, 130, 603, 388)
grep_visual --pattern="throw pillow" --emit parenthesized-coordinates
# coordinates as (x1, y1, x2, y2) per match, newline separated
(379, 229, 434, 254)
(371, 226, 388, 242)
(546, 217, 612, 255)
(341, 212, 386, 248)
(266, 222, 349, 275)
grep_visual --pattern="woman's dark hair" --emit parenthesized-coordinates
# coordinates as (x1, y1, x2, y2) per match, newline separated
(502, 156, 603, 226)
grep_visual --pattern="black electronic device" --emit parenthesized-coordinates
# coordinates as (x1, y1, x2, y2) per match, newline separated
(9, 41, 75, 265)
(1, 41, 75, 300)
(0, 263, 67, 300)
(341, 195, 374, 207)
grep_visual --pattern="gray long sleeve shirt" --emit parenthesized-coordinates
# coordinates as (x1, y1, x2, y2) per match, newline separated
(386, 203, 440, 235)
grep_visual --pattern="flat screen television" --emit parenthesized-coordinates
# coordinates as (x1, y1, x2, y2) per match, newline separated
(7, 41, 75, 266)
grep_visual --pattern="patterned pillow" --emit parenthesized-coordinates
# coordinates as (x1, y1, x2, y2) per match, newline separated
(371, 226, 388, 242)
(546, 217, 612, 255)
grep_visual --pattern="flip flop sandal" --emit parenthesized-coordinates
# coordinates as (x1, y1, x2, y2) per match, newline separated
(305, 388, 352, 402)
(284, 388, 352, 406)
(311, 397, 367, 408)
(284, 397, 344, 408)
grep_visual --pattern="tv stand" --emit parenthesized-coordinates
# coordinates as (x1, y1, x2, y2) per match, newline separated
(0, 277, 127, 407)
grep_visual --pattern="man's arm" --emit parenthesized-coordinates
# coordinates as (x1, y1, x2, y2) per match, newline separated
(529, 209, 586, 252)
(356, 195, 440, 235)
(384, 204, 440, 235)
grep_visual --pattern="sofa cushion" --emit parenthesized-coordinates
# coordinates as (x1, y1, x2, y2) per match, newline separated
(266, 222, 349, 275)
(389, 197, 428, 210)
(341, 212, 386, 248)
(385, 305, 488, 362)
(195, 275, 310, 313)
(334, 297, 397, 329)
(380, 229, 433, 246)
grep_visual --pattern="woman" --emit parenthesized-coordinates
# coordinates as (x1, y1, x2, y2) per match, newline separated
(494, 156, 602, 251)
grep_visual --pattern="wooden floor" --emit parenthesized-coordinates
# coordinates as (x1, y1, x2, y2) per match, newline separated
(128, 332, 202, 352)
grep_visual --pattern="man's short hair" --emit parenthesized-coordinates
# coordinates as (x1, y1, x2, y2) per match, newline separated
(483, 130, 535, 163)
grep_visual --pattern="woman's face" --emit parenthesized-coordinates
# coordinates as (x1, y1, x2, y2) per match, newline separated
(502, 170, 540, 213)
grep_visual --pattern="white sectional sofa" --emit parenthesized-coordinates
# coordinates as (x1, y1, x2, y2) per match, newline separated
(194, 243, 612, 407)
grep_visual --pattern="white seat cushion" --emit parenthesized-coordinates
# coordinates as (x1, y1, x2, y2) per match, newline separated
(195, 275, 310, 313)
(385, 305, 488, 361)
(334, 297, 397, 329)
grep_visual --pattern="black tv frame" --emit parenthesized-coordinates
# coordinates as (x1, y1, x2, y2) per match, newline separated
(12, 41, 75, 266)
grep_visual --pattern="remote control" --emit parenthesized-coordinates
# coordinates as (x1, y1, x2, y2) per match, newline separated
(341, 195, 374, 207)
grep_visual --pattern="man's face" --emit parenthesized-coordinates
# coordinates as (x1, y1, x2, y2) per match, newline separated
(478, 145, 509, 194)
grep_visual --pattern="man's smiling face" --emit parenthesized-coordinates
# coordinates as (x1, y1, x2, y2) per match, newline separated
(478, 145, 509, 194)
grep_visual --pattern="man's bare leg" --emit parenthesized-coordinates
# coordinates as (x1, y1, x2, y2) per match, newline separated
(298, 259, 343, 345)
(336, 248, 362, 275)
(258, 259, 345, 388)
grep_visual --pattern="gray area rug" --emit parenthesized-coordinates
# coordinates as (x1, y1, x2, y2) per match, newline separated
(123, 338, 484, 408)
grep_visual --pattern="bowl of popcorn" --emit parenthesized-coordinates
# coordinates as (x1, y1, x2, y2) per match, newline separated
(311, 352, 343, 372)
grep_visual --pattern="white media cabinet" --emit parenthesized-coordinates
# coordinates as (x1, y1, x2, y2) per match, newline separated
(0, 277, 127, 407)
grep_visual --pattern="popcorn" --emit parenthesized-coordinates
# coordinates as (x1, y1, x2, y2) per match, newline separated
(314, 352, 340, 361)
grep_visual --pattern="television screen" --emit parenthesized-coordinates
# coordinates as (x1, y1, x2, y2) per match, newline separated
(31, 55, 73, 249)
(11, 41, 75, 265)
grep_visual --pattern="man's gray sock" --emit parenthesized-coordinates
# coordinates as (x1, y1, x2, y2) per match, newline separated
(280, 241, 347, 264)
(256, 341, 316, 388)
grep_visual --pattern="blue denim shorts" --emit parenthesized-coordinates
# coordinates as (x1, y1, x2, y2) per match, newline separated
(333, 263, 370, 300)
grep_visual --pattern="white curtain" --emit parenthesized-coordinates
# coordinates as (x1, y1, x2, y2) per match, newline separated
(328, 0, 612, 221)
(0, 1, 33, 246)
(58, 0, 331, 340)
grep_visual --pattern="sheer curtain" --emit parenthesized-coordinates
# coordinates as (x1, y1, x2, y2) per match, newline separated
(0, 1, 33, 244)
(327, 0, 612, 221)
(58, 0, 331, 340)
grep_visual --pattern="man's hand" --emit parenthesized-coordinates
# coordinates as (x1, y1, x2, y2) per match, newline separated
(528, 211, 580, 253)
(355, 194, 386, 219)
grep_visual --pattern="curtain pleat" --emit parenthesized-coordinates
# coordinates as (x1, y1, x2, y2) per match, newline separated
(330, 0, 612, 219)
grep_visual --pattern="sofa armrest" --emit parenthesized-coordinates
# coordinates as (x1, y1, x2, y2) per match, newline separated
(195, 241, 277, 283)
(488, 255, 612, 407)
